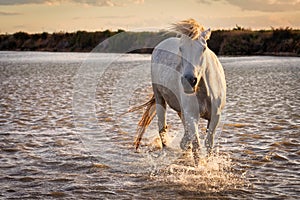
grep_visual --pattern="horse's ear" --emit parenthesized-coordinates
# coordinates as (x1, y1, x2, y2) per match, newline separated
(202, 28, 211, 40)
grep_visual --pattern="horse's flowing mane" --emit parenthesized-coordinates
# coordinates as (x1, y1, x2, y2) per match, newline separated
(172, 19, 205, 40)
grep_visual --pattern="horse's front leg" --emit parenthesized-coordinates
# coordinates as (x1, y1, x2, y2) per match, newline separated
(205, 107, 221, 154)
(180, 109, 201, 166)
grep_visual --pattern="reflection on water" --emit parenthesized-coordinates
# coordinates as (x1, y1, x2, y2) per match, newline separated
(0, 52, 299, 199)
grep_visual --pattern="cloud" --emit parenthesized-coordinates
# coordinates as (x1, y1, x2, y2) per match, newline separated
(13, 25, 27, 29)
(197, 0, 222, 4)
(72, 15, 134, 20)
(130, 0, 144, 4)
(0, 11, 22, 16)
(197, 0, 300, 12)
(72, 0, 119, 7)
(225, 0, 300, 12)
(96, 15, 134, 19)
(0, 0, 54, 5)
(0, 0, 144, 7)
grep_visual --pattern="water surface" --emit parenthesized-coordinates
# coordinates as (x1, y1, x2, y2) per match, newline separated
(0, 52, 299, 199)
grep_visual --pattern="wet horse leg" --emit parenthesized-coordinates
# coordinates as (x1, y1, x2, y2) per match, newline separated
(180, 110, 201, 166)
(205, 107, 221, 154)
(153, 89, 168, 147)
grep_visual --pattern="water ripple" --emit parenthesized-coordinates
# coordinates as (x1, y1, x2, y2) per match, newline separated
(0, 53, 299, 199)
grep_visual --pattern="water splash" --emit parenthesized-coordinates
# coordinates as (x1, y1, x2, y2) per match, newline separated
(151, 151, 248, 193)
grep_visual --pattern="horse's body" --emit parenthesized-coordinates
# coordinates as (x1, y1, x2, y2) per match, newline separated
(134, 19, 226, 165)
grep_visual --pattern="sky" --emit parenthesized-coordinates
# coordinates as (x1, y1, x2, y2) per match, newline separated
(0, 0, 300, 33)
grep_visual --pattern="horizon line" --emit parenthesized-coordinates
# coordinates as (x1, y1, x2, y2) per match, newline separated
(1, 26, 300, 35)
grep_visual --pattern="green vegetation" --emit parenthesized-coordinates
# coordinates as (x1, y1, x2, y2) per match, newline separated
(208, 27, 300, 56)
(0, 30, 125, 52)
(0, 27, 299, 56)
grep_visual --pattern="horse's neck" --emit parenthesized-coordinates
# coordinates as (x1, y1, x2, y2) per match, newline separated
(201, 48, 219, 97)
(201, 48, 226, 100)
(202, 48, 220, 71)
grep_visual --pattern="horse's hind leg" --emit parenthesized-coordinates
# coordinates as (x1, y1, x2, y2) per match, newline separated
(153, 88, 168, 147)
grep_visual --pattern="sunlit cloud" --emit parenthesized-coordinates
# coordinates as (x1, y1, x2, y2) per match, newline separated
(0, 11, 22, 16)
(0, 0, 57, 5)
(226, 0, 300, 12)
(0, 0, 144, 7)
(197, 0, 300, 12)
(72, 0, 118, 7)
(1, 0, 299, 33)
(130, 0, 144, 4)
(96, 15, 135, 19)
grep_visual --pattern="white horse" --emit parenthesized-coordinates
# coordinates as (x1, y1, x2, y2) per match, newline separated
(133, 19, 226, 165)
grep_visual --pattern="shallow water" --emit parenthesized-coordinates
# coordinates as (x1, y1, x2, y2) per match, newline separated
(0, 52, 299, 199)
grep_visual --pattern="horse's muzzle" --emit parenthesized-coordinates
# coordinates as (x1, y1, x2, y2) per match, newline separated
(181, 75, 197, 94)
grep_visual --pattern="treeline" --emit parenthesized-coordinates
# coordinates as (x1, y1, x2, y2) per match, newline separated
(0, 27, 299, 56)
(0, 30, 126, 52)
(208, 27, 300, 56)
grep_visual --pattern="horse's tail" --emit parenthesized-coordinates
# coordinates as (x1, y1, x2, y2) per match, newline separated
(128, 94, 156, 150)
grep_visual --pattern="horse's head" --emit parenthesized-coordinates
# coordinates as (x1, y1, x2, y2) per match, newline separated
(179, 29, 211, 94)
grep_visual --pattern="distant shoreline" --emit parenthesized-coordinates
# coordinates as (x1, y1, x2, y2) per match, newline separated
(1, 28, 299, 56)
(1, 50, 299, 58)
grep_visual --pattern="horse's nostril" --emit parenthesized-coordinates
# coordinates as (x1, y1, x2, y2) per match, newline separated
(184, 75, 197, 87)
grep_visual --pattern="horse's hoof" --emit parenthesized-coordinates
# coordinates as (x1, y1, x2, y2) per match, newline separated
(206, 147, 213, 157)
(159, 131, 169, 147)
(149, 137, 163, 150)
(180, 139, 191, 151)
